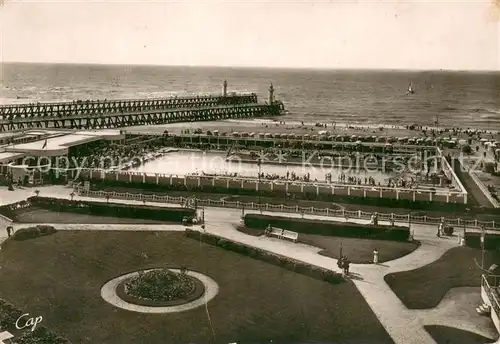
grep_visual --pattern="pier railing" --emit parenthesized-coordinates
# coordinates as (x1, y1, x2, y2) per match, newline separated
(77, 188, 498, 230)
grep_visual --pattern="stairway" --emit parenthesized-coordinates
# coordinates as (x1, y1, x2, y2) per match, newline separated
(476, 303, 491, 316)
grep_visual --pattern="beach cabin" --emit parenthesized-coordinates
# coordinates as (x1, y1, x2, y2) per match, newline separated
(336, 135, 343, 142)
(264, 133, 272, 139)
(241, 132, 248, 137)
(328, 135, 335, 141)
(311, 135, 318, 141)
(280, 133, 288, 139)
(249, 132, 255, 138)
(258, 133, 265, 138)
(288, 134, 295, 139)
(304, 134, 310, 140)
(213, 130, 219, 136)
(350, 135, 357, 142)
(232, 132, 240, 137)
(273, 133, 281, 139)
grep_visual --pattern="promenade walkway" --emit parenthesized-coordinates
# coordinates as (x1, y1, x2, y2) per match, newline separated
(0, 185, 497, 344)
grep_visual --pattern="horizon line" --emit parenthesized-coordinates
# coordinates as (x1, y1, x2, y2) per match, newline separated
(2, 60, 499, 73)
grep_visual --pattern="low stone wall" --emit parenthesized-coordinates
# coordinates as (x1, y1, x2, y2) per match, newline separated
(77, 169, 467, 205)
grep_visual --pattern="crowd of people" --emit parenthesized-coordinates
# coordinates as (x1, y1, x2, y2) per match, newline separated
(64, 137, 163, 170)
(337, 173, 380, 186)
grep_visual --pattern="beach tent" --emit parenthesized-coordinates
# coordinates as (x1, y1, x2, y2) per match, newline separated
(249, 132, 255, 137)
(264, 133, 272, 138)
(355, 140, 362, 145)
(280, 133, 287, 139)
(273, 133, 281, 138)
(213, 130, 219, 136)
(232, 132, 240, 137)
(480, 138, 488, 143)
(288, 134, 295, 139)
(458, 139, 467, 146)
(258, 133, 265, 138)
(318, 130, 327, 136)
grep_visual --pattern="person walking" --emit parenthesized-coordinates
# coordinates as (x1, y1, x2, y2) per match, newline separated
(344, 256, 351, 276)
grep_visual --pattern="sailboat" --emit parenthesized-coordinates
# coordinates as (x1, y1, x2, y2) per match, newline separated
(405, 81, 414, 96)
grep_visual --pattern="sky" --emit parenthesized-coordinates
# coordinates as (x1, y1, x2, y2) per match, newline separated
(0, 0, 499, 70)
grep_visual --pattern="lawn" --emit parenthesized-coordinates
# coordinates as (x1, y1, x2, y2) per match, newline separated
(0, 231, 394, 344)
(236, 226, 419, 264)
(384, 246, 500, 309)
(299, 234, 419, 264)
(424, 325, 495, 344)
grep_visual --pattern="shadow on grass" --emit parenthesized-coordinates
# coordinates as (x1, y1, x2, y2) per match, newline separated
(424, 325, 495, 344)
(384, 246, 500, 309)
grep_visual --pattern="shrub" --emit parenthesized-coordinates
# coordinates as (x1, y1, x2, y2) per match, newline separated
(27, 197, 194, 223)
(12, 225, 57, 241)
(0, 298, 70, 343)
(465, 232, 500, 250)
(185, 228, 344, 284)
(244, 214, 410, 242)
(16, 326, 71, 344)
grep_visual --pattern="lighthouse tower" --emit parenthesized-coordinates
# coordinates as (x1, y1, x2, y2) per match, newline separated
(223, 80, 228, 97)
(268, 83, 274, 105)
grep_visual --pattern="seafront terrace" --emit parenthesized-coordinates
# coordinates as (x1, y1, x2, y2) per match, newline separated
(79, 169, 468, 204)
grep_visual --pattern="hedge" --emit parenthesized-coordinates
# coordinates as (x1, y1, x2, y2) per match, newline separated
(184, 228, 344, 284)
(27, 197, 195, 223)
(12, 225, 57, 241)
(244, 214, 410, 242)
(0, 298, 70, 343)
(0, 200, 31, 221)
(465, 232, 500, 250)
(85, 179, 468, 213)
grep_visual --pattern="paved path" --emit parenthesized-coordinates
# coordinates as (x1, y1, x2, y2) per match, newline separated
(0, 185, 497, 343)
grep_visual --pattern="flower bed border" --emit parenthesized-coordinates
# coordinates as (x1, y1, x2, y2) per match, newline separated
(114, 269, 205, 307)
(184, 228, 344, 284)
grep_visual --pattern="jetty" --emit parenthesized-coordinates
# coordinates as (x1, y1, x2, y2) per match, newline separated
(0, 82, 284, 132)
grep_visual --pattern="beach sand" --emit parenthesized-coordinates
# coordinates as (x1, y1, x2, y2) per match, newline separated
(125, 119, 500, 140)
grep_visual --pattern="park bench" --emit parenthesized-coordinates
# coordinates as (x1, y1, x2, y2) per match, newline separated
(282, 230, 299, 243)
(267, 227, 299, 243)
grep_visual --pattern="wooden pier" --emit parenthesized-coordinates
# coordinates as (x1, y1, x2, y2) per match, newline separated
(0, 82, 285, 132)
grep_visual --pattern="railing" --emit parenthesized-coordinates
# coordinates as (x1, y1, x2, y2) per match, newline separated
(470, 171, 500, 208)
(77, 188, 500, 230)
(482, 275, 500, 317)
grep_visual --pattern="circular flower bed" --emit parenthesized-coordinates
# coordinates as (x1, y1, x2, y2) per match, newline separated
(116, 268, 205, 307)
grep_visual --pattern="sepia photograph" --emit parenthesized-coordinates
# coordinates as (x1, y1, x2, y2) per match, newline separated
(0, 0, 500, 343)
